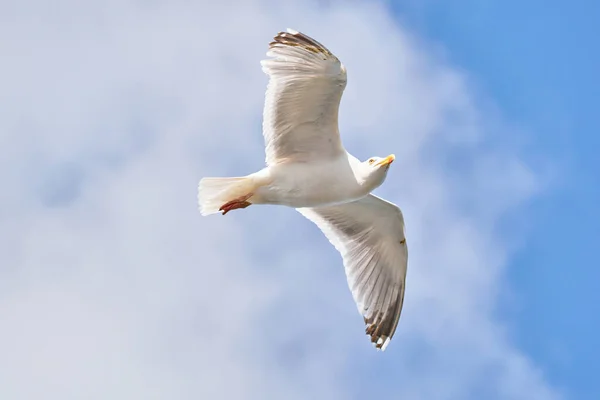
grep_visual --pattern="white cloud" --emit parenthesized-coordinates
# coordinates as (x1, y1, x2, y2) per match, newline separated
(0, 0, 562, 399)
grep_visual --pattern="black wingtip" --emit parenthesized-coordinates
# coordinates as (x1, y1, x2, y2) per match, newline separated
(269, 29, 333, 56)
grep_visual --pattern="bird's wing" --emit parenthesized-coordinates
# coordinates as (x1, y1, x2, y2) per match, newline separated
(260, 29, 347, 165)
(298, 194, 408, 350)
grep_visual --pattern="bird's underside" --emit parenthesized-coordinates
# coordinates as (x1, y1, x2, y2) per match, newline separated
(197, 28, 408, 351)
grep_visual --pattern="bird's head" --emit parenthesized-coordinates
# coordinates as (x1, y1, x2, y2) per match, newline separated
(360, 154, 395, 189)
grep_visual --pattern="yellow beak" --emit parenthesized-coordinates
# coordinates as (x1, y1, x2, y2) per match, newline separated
(375, 154, 395, 167)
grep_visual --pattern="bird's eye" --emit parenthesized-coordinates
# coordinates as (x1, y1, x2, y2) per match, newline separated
(368, 158, 375, 164)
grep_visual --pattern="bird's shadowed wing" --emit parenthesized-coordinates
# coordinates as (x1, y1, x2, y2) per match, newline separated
(260, 29, 347, 165)
(297, 194, 408, 350)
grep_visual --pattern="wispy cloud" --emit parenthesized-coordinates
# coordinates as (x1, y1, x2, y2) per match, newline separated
(0, 0, 562, 399)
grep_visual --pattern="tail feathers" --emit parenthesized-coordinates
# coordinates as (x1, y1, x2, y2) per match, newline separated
(197, 176, 255, 216)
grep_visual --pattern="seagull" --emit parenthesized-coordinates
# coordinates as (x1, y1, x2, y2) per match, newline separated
(198, 29, 408, 351)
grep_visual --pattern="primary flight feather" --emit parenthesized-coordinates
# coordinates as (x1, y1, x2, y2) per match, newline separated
(198, 29, 408, 351)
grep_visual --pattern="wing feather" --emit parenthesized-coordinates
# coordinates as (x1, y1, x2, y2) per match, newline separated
(298, 194, 408, 350)
(260, 29, 347, 165)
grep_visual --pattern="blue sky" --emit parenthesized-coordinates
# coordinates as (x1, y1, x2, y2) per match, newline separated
(390, 1, 599, 397)
(0, 0, 597, 399)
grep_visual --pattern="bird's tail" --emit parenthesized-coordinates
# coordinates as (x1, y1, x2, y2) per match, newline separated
(197, 176, 256, 216)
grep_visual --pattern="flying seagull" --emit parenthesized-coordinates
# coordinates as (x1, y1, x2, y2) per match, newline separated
(198, 29, 408, 351)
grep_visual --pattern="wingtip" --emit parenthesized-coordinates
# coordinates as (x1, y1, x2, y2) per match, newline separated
(375, 336, 391, 351)
(267, 28, 335, 58)
(365, 313, 395, 351)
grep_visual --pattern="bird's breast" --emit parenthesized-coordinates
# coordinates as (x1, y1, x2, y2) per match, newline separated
(255, 160, 368, 208)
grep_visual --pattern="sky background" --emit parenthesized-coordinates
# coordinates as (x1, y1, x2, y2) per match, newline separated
(0, 0, 597, 399)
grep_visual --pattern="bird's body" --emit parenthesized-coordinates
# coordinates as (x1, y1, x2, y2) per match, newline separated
(245, 153, 385, 208)
(198, 29, 408, 351)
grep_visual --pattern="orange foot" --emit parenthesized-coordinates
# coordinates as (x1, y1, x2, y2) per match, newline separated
(219, 193, 253, 215)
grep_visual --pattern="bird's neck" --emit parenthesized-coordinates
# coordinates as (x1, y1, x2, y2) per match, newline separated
(348, 157, 385, 194)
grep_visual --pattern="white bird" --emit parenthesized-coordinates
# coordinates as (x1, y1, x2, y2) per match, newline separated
(198, 29, 408, 351)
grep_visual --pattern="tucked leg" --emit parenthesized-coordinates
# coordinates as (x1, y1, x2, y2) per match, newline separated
(219, 193, 253, 215)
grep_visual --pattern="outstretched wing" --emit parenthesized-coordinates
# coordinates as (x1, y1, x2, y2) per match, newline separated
(298, 194, 408, 350)
(260, 29, 347, 165)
